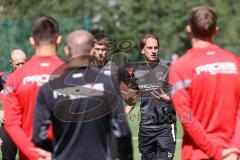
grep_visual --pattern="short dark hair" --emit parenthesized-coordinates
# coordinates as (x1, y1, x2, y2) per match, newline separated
(32, 16, 59, 44)
(139, 34, 159, 52)
(93, 34, 109, 47)
(189, 6, 217, 38)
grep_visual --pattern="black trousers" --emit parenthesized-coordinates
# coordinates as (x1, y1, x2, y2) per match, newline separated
(138, 124, 176, 160)
(0, 125, 17, 160)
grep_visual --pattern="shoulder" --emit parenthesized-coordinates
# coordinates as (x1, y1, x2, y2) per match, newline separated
(159, 59, 171, 68)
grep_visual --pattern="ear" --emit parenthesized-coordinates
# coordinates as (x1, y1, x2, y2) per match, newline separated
(140, 48, 144, 55)
(185, 25, 192, 37)
(56, 36, 62, 45)
(9, 60, 13, 65)
(64, 46, 70, 58)
(212, 26, 219, 37)
(89, 47, 94, 56)
(29, 37, 36, 48)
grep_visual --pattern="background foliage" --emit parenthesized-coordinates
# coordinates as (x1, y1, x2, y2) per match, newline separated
(0, 0, 239, 70)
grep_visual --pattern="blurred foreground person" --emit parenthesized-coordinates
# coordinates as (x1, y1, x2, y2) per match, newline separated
(4, 16, 64, 160)
(32, 30, 133, 160)
(169, 5, 240, 160)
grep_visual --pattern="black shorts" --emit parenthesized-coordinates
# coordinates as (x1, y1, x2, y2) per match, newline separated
(138, 124, 176, 160)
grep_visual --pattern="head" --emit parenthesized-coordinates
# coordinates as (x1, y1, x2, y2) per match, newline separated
(93, 34, 109, 64)
(29, 16, 61, 47)
(64, 30, 94, 58)
(139, 34, 159, 63)
(186, 5, 218, 40)
(9, 49, 27, 70)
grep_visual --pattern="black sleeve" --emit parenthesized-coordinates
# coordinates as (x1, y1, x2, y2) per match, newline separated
(0, 75, 3, 91)
(32, 85, 53, 151)
(107, 86, 133, 160)
(123, 69, 140, 106)
(118, 67, 132, 87)
(162, 64, 175, 114)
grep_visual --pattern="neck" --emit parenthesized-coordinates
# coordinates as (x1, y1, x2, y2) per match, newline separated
(35, 44, 57, 57)
(145, 59, 158, 68)
(68, 55, 91, 68)
(191, 37, 214, 48)
(94, 58, 107, 67)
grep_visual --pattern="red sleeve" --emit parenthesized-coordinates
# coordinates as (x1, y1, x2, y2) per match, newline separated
(4, 74, 40, 160)
(169, 65, 222, 159)
(231, 102, 240, 148)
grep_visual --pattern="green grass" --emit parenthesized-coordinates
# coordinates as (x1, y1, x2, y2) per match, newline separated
(128, 104, 183, 160)
(0, 103, 183, 160)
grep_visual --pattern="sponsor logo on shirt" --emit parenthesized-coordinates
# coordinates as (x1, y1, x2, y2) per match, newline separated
(23, 74, 51, 86)
(138, 83, 162, 91)
(196, 62, 237, 75)
(53, 83, 104, 100)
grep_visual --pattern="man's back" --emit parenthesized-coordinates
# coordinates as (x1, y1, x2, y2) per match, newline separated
(169, 44, 240, 159)
(4, 55, 63, 159)
(33, 66, 131, 160)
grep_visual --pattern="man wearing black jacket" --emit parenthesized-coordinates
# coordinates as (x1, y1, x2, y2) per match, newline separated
(127, 34, 176, 160)
(32, 30, 133, 160)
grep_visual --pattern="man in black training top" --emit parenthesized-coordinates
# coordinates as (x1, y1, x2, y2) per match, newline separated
(32, 30, 133, 160)
(127, 34, 176, 160)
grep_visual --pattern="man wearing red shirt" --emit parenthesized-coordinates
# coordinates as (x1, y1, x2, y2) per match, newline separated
(169, 6, 240, 160)
(3, 16, 64, 160)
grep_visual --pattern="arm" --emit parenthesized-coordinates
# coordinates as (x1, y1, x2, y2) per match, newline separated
(169, 66, 222, 159)
(4, 75, 40, 160)
(124, 105, 135, 115)
(32, 86, 52, 151)
(122, 69, 140, 106)
(230, 101, 240, 148)
(111, 101, 133, 160)
(118, 67, 132, 87)
(108, 85, 133, 160)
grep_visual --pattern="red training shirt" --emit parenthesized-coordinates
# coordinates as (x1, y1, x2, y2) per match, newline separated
(4, 55, 64, 160)
(169, 44, 240, 159)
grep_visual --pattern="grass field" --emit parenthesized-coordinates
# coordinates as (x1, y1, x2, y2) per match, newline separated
(128, 104, 183, 160)
(0, 104, 183, 160)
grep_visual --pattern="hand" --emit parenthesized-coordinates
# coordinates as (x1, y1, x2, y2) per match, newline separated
(30, 147, 52, 160)
(0, 110, 4, 123)
(122, 89, 140, 106)
(124, 105, 135, 115)
(222, 147, 240, 160)
(150, 89, 170, 102)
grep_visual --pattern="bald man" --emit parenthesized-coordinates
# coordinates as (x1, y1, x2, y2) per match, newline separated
(0, 49, 27, 90)
(0, 49, 27, 160)
(9, 49, 27, 70)
(32, 30, 133, 160)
